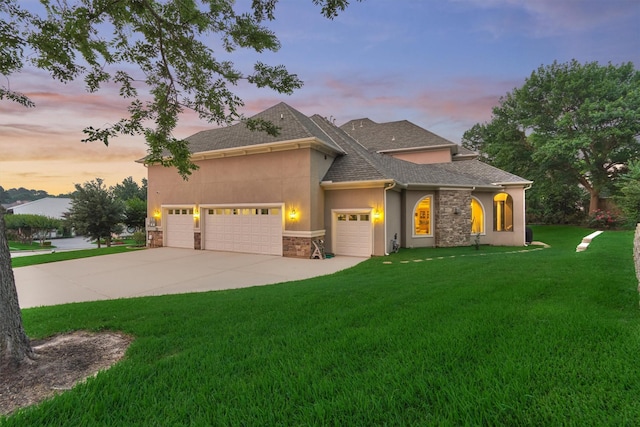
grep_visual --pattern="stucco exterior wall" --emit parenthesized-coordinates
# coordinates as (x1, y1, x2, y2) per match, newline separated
(404, 190, 436, 248)
(148, 149, 318, 223)
(470, 192, 493, 245)
(385, 188, 402, 253)
(390, 149, 451, 164)
(146, 148, 329, 255)
(480, 186, 527, 246)
(634, 223, 640, 291)
(309, 150, 336, 231)
(324, 187, 386, 256)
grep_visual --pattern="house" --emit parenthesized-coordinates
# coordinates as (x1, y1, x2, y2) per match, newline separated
(6, 197, 72, 239)
(7, 197, 71, 220)
(142, 102, 532, 258)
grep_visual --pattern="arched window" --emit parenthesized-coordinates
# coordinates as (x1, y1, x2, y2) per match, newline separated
(471, 198, 484, 234)
(493, 193, 513, 231)
(413, 196, 432, 235)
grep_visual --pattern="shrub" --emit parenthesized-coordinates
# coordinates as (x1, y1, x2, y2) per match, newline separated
(132, 231, 146, 247)
(587, 209, 623, 229)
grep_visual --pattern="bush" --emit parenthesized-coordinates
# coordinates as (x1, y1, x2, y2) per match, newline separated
(587, 209, 623, 229)
(132, 231, 146, 247)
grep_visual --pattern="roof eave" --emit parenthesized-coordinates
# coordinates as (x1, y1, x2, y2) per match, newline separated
(492, 181, 534, 187)
(320, 179, 400, 190)
(191, 137, 345, 160)
(140, 137, 345, 165)
(376, 143, 455, 155)
(404, 183, 499, 191)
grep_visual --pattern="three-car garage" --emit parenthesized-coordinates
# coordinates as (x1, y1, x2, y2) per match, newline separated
(162, 205, 372, 257)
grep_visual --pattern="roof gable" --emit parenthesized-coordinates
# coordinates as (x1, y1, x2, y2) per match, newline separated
(340, 118, 457, 152)
(185, 102, 344, 154)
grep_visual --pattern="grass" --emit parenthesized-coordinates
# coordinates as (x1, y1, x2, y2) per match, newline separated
(3, 225, 639, 425)
(7, 241, 52, 251)
(11, 246, 144, 268)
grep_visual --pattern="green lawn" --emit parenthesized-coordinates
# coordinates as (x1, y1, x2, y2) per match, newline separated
(3, 226, 639, 425)
(7, 241, 52, 251)
(11, 246, 143, 268)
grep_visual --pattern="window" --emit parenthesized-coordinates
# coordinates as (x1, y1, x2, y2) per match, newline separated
(471, 198, 484, 234)
(414, 197, 431, 235)
(494, 193, 513, 231)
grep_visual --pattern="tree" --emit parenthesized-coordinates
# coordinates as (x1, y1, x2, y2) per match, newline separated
(124, 197, 147, 232)
(113, 177, 147, 202)
(4, 214, 62, 246)
(2, 0, 358, 177)
(463, 60, 640, 214)
(68, 179, 124, 248)
(0, 207, 33, 370)
(614, 160, 640, 226)
(1, 0, 357, 369)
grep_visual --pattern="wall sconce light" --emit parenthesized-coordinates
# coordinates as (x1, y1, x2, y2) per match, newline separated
(289, 208, 297, 220)
(373, 209, 381, 221)
(153, 209, 161, 219)
(193, 209, 200, 219)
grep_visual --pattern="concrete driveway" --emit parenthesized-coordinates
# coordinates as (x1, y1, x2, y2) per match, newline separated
(14, 248, 367, 309)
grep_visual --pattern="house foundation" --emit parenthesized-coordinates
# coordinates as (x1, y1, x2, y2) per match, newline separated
(283, 236, 320, 258)
(147, 230, 163, 248)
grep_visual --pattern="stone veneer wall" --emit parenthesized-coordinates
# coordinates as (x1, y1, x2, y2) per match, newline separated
(435, 190, 472, 247)
(148, 230, 163, 248)
(634, 224, 640, 291)
(194, 232, 201, 250)
(283, 236, 320, 258)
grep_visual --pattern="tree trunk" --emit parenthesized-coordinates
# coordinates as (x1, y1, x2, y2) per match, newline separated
(589, 190, 601, 214)
(0, 207, 33, 371)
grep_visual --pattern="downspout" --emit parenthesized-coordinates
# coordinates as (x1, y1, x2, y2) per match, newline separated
(523, 183, 533, 245)
(384, 181, 397, 255)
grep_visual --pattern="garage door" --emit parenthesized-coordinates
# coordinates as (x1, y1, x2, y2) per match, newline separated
(335, 212, 372, 257)
(166, 208, 194, 249)
(203, 207, 283, 255)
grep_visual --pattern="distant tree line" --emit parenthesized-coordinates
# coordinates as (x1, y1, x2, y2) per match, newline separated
(0, 187, 71, 205)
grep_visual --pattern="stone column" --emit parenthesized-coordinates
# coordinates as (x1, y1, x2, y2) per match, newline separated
(435, 190, 472, 247)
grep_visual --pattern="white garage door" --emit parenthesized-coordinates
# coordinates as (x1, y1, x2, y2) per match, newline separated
(335, 212, 372, 257)
(165, 208, 194, 249)
(203, 207, 283, 255)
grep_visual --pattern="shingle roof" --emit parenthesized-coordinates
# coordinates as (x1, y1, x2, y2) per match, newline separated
(185, 102, 344, 154)
(178, 102, 530, 188)
(340, 118, 457, 152)
(319, 116, 530, 187)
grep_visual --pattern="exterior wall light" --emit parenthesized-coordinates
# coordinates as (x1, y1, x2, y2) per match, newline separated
(193, 208, 200, 228)
(153, 209, 161, 219)
(289, 208, 297, 220)
(373, 209, 382, 221)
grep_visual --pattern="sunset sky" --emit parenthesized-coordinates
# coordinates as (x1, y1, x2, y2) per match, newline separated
(1, 0, 638, 195)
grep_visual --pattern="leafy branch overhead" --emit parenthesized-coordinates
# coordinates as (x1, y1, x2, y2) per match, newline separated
(0, 0, 359, 177)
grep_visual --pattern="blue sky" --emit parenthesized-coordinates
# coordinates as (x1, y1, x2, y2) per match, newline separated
(1, 0, 638, 194)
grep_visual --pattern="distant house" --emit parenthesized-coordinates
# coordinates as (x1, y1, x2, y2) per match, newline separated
(6, 197, 72, 239)
(141, 102, 532, 258)
(7, 197, 71, 219)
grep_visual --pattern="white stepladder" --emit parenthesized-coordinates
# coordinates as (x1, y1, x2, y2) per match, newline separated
(311, 239, 326, 259)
